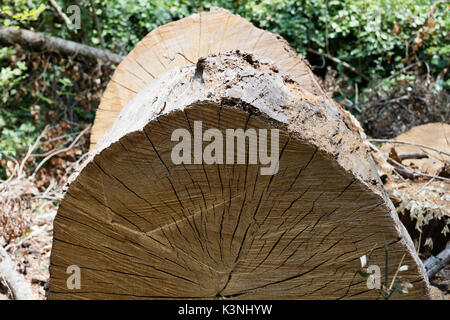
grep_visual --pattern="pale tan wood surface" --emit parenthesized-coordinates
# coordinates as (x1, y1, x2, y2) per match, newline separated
(90, 8, 327, 150)
(50, 52, 429, 299)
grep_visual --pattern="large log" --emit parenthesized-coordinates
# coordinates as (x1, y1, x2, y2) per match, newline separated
(49, 51, 429, 299)
(89, 8, 329, 150)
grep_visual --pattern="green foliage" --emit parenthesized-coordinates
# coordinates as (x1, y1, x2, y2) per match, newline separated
(1, 0, 46, 27)
(75, 0, 448, 89)
(0, 47, 35, 167)
(3, 0, 448, 84)
(356, 243, 409, 300)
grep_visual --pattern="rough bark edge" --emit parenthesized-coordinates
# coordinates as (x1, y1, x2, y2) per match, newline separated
(0, 26, 124, 64)
(424, 248, 450, 279)
(0, 246, 35, 300)
(63, 51, 431, 298)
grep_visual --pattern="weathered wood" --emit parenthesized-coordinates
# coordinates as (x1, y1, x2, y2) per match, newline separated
(49, 51, 430, 299)
(424, 248, 450, 279)
(90, 7, 332, 150)
(0, 26, 124, 64)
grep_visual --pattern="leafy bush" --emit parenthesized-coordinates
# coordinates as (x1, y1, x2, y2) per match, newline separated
(58, 0, 448, 85)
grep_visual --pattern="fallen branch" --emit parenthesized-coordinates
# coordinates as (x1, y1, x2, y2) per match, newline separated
(0, 246, 35, 300)
(366, 141, 450, 182)
(48, 0, 72, 28)
(414, 167, 442, 195)
(368, 139, 450, 157)
(398, 152, 429, 160)
(392, 165, 416, 180)
(0, 26, 124, 64)
(307, 48, 371, 82)
(424, 248, 450, 279)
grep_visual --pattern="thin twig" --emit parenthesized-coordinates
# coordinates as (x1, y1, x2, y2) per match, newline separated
(31, 125, 91, 177)
(398, 152, 429, 160)
(307, 48, 371, 82)
(388, 253, 406, 292)
(416, 231, 422, 255)
(368, 139, 450, 157)
(18, 126, 49, 178)
(415, 167, 442, 195)
(48, 0, 72, 28)
(32, 132, 82, 157)
(380, 62, 419, 84)
(367, 141, 450, 182)
(89, 0, 105, 49)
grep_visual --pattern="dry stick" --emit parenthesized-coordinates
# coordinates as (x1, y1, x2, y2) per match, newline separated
(307, 48, 371, 82)
(416, 231, 422, 255)
(424, 248, 450, 279)
(0, 27, 124, 64)
(0, 246, 34, 299)
(31, 125, 91, 177)
(398, 152, 429, 160)
(367, 142, 408, 181)
(32, 132, 81, 157)
(391, 165, 415, 180)
(48, 0, 72, 28)
(379, 62, 420, 85)
(415, 167, 443, 195)
(367, 142, 450, 182)
(368, 139, 450, 158)
(388, 253, 406, 292)
(0, 156, 19, 184)
(40, 131, 80, 145)
(390, 157, 450, 182)
(89, 0, 105, 49)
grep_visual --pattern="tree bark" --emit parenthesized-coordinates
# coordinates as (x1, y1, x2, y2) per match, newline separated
(424, 248, 450, 279)
(49, 51, 430, 299)
(0, 26, 124, 64)
(0, 246, 35, 300)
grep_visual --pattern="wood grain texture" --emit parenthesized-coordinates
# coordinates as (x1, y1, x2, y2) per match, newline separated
(90, 8, 330, 150)
(50, 52, 430, 299)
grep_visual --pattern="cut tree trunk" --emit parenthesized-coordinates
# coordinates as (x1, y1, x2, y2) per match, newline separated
(49, 51, 430, 299)
(89, 7, 330, 150)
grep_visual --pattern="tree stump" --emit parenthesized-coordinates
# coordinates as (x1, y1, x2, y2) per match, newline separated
(49, 51, 429, 299)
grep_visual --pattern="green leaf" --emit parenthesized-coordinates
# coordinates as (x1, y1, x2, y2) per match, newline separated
(394, 282, 404, 294)
(356, 269, 370, 278)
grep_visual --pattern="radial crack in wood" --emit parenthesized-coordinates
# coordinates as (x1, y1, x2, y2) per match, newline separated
(89, 7, 345, 150)
(50, 51, 429, 300)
